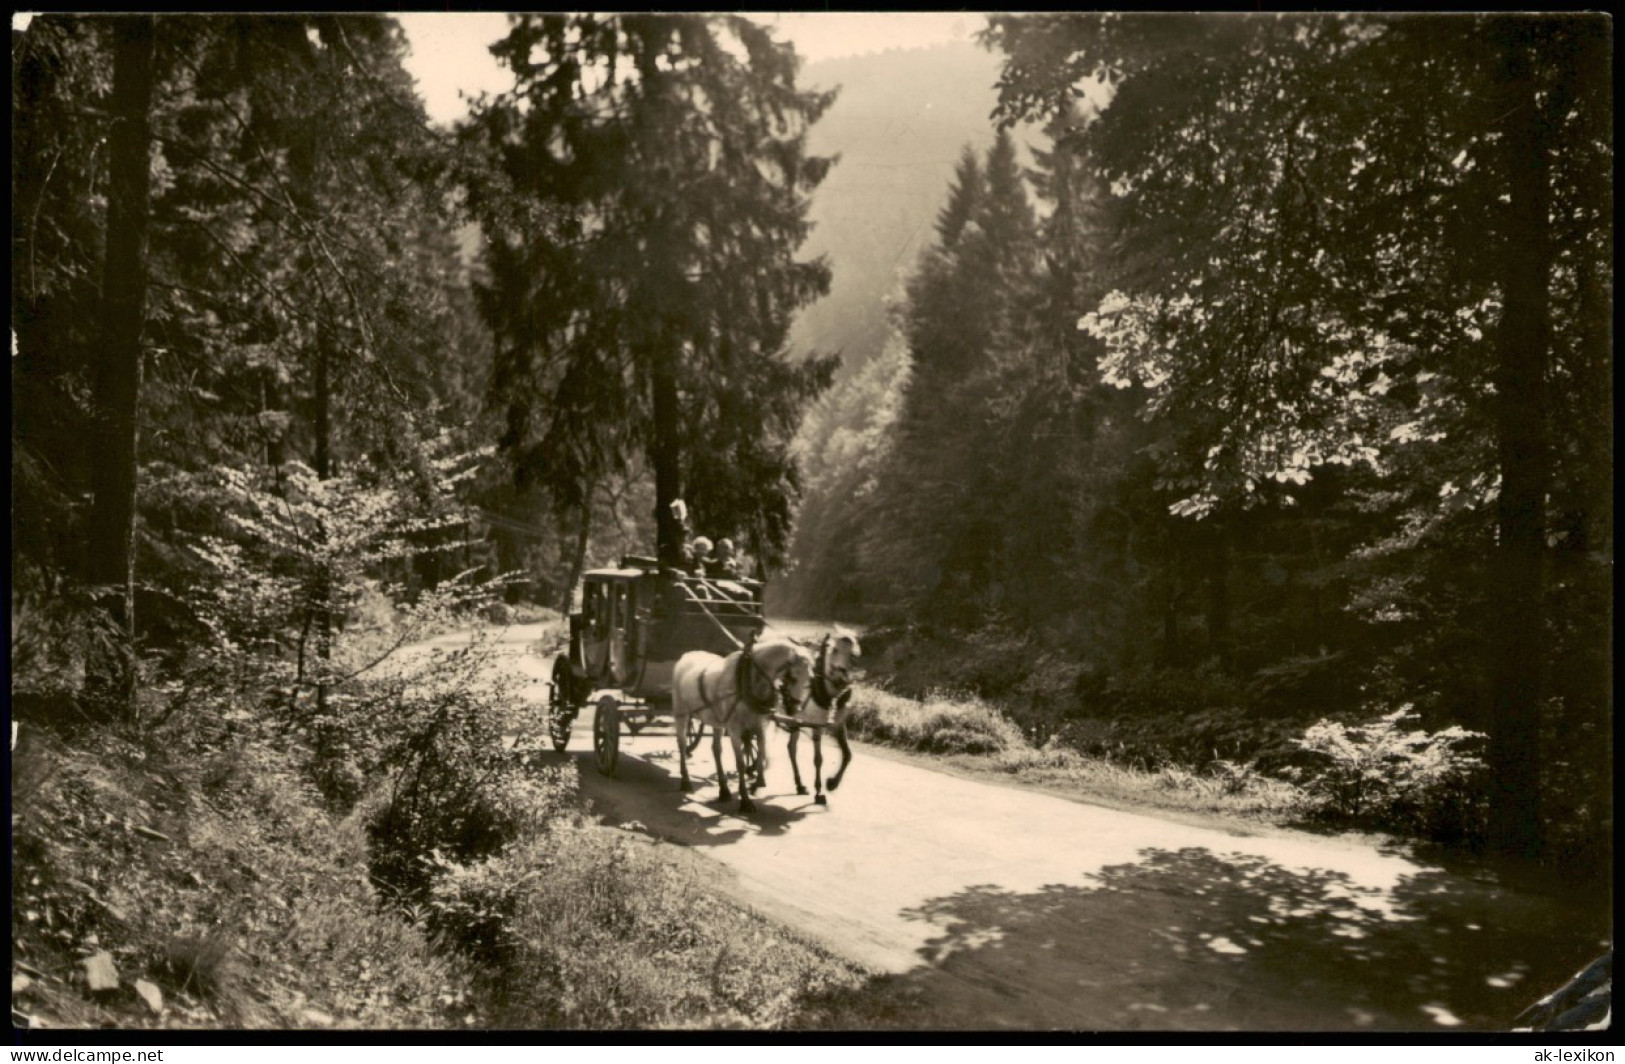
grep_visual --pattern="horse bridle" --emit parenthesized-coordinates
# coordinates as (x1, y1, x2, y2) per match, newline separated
(780, 634, 852, 720)
(736, 642, 781, 714)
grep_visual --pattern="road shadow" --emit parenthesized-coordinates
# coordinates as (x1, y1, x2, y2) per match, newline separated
(796, 845, 1611, 1032)
(537, 734, 820, 849)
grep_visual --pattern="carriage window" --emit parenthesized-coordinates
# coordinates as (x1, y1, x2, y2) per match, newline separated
(586, 585, 605, 631)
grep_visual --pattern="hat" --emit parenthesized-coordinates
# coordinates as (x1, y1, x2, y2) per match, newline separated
(691, 536, 713, 555)
(716, 538, 734, 553)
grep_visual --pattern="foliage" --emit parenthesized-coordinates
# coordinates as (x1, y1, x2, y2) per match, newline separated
(10, 12, 882, 1033)
(855, 129, 1045, 626)
(981, 11, 1611, 858)
(360, 634, 547, 906)
(425, 820, 869, 1029)
(1292, 705, 1488, 841)
(775, 13, 1612, 865)
(10, 722, 480, 1029)
(845, 685, 1026, 756)
(461, 14, 839, 568)
(768, 332, 911, 617)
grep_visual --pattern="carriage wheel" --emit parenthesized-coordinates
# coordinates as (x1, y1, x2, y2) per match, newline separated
(593, 694, 621, 776)
(683, 715, 706, 756)
(548, 655, 576, 753)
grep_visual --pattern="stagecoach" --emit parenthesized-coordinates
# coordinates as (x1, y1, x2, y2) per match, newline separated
(546, 555, 768, 776)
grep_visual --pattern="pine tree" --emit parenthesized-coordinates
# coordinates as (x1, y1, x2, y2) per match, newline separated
(81, 15, 157, 714)
(860, 131, 1040, 625)
(463, 14, 838, 572)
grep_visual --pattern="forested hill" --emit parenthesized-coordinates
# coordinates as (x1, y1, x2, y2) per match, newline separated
(772, 13, 1611, 885)
(789, 42, 1005, 375)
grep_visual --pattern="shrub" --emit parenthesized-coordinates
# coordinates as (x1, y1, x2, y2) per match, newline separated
(1101, 665, 1247, 720)
(480, 600, 515, 625)
(845, 685, 1025, 756)
(1292, 705, 1487, 840)
(10, 719, 478, 1030)
(421, 765, 581, 963)
(1098, 705, 1308, 774)
(361, 634, 548, 906)
(422, 818, 868, 1029)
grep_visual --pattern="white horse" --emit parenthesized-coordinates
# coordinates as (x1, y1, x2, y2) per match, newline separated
(672, 635, 812, 814)
(781, 631, 862, 805)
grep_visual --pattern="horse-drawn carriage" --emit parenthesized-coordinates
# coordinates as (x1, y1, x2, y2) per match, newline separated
(546, 554, 767, 774)
(545, 553, 860, 810)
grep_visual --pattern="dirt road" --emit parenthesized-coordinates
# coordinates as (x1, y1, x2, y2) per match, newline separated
(475, 623, 1607, 1031)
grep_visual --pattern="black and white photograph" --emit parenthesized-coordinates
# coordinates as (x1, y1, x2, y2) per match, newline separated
(10, 11, 1613, 1037)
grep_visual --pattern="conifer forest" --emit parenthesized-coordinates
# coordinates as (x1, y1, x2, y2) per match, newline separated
(10, 13, 1612, 1033)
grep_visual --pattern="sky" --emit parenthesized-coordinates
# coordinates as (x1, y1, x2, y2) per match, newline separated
(396, 13, 982, 127)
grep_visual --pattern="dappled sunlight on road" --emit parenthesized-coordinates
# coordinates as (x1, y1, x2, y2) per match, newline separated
(485, 622, 1609, 1032)
(880, 846, 1606, 1031)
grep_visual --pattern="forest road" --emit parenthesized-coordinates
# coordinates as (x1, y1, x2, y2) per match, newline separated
(461, 622, 1605, 1032)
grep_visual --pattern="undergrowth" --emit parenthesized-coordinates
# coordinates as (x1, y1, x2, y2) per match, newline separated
(842, 681, 1489, 834)
(425, 802, 873, 1029)
(12, 604, 875, 1032)
(11, 720, 478, 1030)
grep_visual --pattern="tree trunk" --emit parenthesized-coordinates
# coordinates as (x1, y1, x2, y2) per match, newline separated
(1485, 32, 1554, 862)
(1206, 522, 1232, 669)
(1162, 599, 1180, 667)
(651, 337, 685, 570)
(562, 490, 592, 615)
(85, 14, 156, 716)
(262, 376, 286, 467)
(290, 29, 336, 716)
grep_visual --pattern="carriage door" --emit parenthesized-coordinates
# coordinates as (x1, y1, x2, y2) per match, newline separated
(607, 583, 631, 687)
(582, 583, 609, 679)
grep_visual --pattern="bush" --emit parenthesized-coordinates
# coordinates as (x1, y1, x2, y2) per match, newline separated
(1094, 705, 1308, 774)
(1101, 665, 1247, 720)
(1292, 705, 1487, 841)
(424, 820, 867, 1029)
(360, 634, 547, 906)
(420, 765, 580, 961)
(10, 719, 477, 1030)
(480, 600, 515, 625)
(845, 686, 1026, 756)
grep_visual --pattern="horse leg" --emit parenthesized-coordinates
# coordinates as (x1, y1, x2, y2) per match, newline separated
(812, 731, 827, 806)
(827, 724, 853, 791)
(729, 730, 756, 814)
(788, 726, 808, 795)
(676, 707, 694, 793)
(712, 726, 731, 802)
(747, 721, 766, 794)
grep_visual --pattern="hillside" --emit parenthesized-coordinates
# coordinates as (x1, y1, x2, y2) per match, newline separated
(789, 42, 1009, 374)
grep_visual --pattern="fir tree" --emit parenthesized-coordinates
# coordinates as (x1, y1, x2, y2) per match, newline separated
(463, 14, 839, 572)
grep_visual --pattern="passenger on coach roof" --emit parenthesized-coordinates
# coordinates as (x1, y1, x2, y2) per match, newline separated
(706, 537, 744, 580)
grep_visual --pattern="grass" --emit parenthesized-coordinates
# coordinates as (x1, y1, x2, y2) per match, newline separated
(11, 724, 478, 1030)
(11, 611, 878, 1032)
(845, 685, 1026, 756)
(845, 683, 1313, 826)
(434, 811, 877, 1029)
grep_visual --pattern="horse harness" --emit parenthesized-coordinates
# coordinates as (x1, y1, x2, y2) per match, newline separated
(693, 641, 780, 727)
(783, 635, 853, 725)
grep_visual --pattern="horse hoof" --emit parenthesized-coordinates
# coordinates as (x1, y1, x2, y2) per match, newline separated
(740, 800, 756, 815)
(828, 778, 842, 791)
(795, 785, 808, 796)
(679, 780, 694, 793)
(814, 794, 827, 806)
